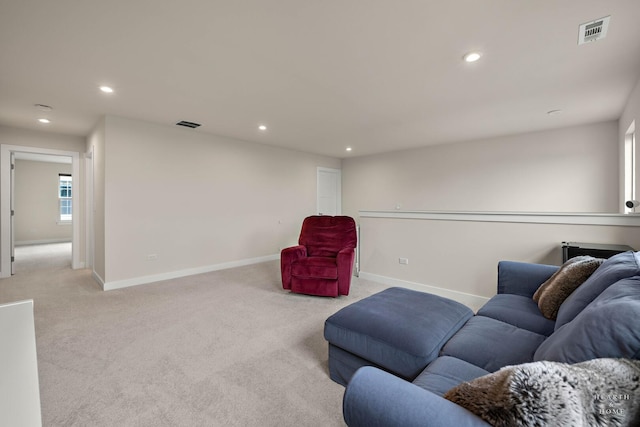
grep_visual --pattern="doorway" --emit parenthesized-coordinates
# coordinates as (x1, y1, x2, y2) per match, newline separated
(13, 154, 73, 273)
(317, 167, 342, 216)
(0, 145, 81, 278)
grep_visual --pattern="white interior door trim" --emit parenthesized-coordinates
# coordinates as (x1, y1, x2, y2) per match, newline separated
(1, 144, 81, 278)
(84, 147, 94, 270)
(10, 152, 15, 275)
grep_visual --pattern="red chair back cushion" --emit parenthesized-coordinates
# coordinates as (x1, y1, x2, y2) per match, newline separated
(299, 216, 357, 257)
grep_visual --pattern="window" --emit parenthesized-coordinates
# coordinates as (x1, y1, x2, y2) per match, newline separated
(59, 174, 72, 222)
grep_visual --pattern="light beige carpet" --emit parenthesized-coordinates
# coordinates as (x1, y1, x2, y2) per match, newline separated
(0, 246, 389, 426)
(13, 242, 72, 274)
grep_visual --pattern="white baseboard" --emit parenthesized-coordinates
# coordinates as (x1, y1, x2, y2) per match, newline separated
(358, 271, 489, 312)
(102, 254, 280, 291)
(92, 271, 105, 288)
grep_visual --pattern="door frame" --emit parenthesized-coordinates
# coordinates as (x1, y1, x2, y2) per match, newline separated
(84, 147, 94, 270)
(9, 152, 15, 275)
(0, 144, 81, 277)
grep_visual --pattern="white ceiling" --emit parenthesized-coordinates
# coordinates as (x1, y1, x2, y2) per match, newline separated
(1, 0, 640, 158)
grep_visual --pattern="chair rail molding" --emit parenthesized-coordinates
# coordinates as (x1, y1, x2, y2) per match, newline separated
(359, 210, 640, 227)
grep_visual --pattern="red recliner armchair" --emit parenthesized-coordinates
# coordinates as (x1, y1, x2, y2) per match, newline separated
(281, 215, 357, 297)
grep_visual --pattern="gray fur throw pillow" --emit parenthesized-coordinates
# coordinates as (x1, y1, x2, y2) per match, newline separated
(444, 358, 640, 427)
(533, 255, 604, 319)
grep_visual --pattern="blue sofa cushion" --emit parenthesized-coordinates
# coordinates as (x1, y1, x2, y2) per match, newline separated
(343, 367, 492, 427)
(534, 277, 640, 363)
(441, 316, 546, 372)
(324, 287, 473, 380)
(555, 251, 640, 329)
(476, 294, 555, 336)
(412, 356, 490, 396)
(327, 344, 377, 386)
(497, 261, 558, 297)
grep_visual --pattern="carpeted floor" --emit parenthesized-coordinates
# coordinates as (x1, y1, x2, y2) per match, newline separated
(13, 242, 73, 274)
(0, 243, 389, 426)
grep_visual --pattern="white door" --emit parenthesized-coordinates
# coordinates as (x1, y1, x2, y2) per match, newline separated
(317, 167, 341, 216)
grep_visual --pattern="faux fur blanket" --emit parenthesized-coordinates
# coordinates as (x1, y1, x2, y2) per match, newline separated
(444, 358, 640, 427)
(533, 255, 604, 320)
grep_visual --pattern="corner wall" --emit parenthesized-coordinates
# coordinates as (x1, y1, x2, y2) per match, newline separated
(100, 116, 340, 288)
(87, 118, 106, 282)
(343, 120, 626, 305)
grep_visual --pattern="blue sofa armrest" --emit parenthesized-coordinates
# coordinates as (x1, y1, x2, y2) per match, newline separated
(343, 367, 490, 427)
(497, 261, 558, 297)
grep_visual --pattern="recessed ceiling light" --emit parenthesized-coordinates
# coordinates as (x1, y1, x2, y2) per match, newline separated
(258, 125, 267, 131)
(346, 147, 352, 152)
(463, 52, 482, 63)
(38, 118, 51, 124)
(99, 86, 114, 93)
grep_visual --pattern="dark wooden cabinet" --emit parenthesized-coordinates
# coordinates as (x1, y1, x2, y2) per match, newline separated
(562, 242, 635, 262)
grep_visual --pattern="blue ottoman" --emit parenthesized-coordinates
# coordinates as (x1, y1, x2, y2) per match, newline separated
(324, 287, 473, 385)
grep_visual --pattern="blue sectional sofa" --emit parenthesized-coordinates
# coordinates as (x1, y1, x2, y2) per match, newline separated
(324, 251, 640, 426)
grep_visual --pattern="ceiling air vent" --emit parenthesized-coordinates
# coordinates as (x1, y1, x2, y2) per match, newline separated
(578, 16, 610, 45)
(176, 120, 201, 129)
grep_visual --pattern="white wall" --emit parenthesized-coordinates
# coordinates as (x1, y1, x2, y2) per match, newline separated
(87, 118, 106, 282)
(343, 121, 619, 218)
(342, 120, 630, 306)
(14, 160, 72, 244)
(99, 116, 340, 287)
(0, 126, 86, 153)
(619, 73, 640, 212)
(358, 214, 640, 307)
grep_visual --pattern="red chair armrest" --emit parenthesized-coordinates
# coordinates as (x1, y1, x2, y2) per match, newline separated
(336, 247, 356, 295)
(282, 245, 306, 260)
(281, 245, 307, 289)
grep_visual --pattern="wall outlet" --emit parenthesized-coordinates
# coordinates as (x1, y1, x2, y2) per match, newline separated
(147, 254, 158, 261)
(399, 257, 409, 265)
